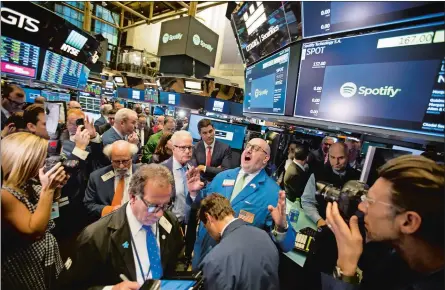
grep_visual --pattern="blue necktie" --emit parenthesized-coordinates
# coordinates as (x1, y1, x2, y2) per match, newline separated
(142, 225, 163, 279)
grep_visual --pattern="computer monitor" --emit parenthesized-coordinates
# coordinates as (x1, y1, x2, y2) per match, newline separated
(23, 88, 41, 103)
(1, 36, 40, 79)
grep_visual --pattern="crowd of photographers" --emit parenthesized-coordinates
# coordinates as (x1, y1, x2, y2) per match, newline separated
(1, 83, 444, 290)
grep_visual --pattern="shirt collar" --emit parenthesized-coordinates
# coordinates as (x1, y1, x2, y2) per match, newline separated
(173, 157, 186, 170)
(112, 126, 124, 139)
(1, 107, 11, 119)
(293, 159, 306, 171)
(126, 202, 156, 237)
(332, 168, 346, 177)
(220, 217, 238, 237)
(238, 168, 261, 179)
(349, 160, 357, 168)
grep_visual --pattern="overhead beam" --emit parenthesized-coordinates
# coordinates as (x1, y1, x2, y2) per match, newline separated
(149, 2, 154, 19)
(178, 1, 189, 9)
(162, 1, 177, 11)
(83, 1, 92, 31)
(188, 1, 197, 17)
(122, 1, 228, 31)
(111, 1, 149, 21)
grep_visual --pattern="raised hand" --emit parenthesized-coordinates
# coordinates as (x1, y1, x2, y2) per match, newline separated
(84, 115, 97, 138)
(186, 167, 204, 197)
(268, 190, 288, 230)
(74, 126, 90, 150)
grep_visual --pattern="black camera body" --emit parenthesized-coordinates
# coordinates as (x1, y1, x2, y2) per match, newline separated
(43, 155, 79, 175)
(316, 180, 369, 220)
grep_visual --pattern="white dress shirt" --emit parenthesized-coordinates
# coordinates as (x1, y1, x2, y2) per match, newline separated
(114, 166, 133, 205)
(1, 107, 11, 119)
(103, 203, 160, 290)
(172, 157, 188, 222)
(136, 128, 145, 146)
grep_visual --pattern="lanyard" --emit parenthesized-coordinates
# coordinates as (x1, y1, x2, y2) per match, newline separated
(130, 223, 158, 282)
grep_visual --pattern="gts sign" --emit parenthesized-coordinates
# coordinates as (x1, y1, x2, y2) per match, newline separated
(1, 7, 39, 32)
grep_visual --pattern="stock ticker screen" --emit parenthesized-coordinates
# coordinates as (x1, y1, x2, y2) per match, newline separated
(1, 36, 40, 78)
(302, 2, 445, 39)
(294, 22, 445, 137)
(40, 50, 84, 88)
(244, 47, 290, 115)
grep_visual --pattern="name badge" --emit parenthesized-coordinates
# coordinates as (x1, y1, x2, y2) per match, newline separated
(101, 170, 115, 182)
(51, 202, 60, 219)
(238, 210, 255, 224)
(159, 216, 172, 234)
(222, 179, 235, 187)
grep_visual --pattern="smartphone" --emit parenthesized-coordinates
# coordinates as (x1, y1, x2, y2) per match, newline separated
(76, 118, 85, 131)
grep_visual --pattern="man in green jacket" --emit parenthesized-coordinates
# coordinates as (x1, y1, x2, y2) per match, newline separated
(142, 116, 176, 162)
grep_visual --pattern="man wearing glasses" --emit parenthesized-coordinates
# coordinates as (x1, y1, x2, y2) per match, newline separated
(323, 155, 444, 290)
(187, 138, 296, 269)
(58, 164, 184, 290)
(1, 84, 26, 129)
(84, 140, 139, 221)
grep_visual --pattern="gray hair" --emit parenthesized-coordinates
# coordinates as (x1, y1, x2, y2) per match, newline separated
(129, 164, 174, 198)
(322, 136, 337, 143)
(171, 130, 192, 145)
(103, 140, 138, 159)
(101, 104, 113, 115)
(115, 108, 137, 124)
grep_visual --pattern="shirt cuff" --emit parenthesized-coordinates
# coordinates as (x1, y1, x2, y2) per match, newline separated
(72, 146, 89, 160)
(274, 230, 287, 243)
(102, 286, 113, 290)
(90, 133, 101, 143)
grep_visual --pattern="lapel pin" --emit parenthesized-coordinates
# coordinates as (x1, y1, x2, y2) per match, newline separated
(122, 241, 129, 249)
(250, 184, 256, 189)
(161, 235, 166, 240)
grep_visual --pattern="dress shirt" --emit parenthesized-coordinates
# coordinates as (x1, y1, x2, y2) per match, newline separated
(1, 107, 11, 119)
(172, 157, 188, 223)
(204, 139, 216, 166)
(102, 203, 159, 289)
(136, 128, 145, 146)
(293, 159, 306, 172)
(234, 168, 261, 193)
(114, 167, 133, 205)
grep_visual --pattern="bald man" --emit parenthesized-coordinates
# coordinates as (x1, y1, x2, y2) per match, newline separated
(186, 138, 297, 268)
(83, 140, 139, 221)
(302, 142, 361, 228)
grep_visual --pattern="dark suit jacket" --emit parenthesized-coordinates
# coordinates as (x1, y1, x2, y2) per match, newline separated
(102, 126, 124, 146)
(136, 127, 153, 146)
(94, 116, 107, 128)
(56, 205, 184, 290)
(191, 140, 232, 181)
(307, 147, 326, 176)
(97, 123, 111, 135)
(83, 164, 138, 221)
(284, 161, 310, 202)
(1, 110, 8, 130)
(200, 219, 280, 290)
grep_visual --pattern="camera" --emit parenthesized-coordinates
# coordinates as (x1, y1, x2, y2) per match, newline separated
(43, 155, 79, 175)
(316, 180, 369, 220)
(76, 118, 86, 131)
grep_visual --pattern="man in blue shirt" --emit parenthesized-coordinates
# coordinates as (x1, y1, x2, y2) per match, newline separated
(187, 138, 296, 269)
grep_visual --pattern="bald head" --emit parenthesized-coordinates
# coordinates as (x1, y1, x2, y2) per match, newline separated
(241, 138, 270, 173)
(34, 96, 46, 104)
(329, 142, 348, 171)
(69, 101, 82, 110)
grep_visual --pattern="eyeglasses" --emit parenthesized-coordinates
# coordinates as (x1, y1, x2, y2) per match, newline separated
(245, 143, 268, 155)
(7, 97, 25, 108)
(139, 196, 170, 213)
(174, 145, 193, 152)
(111, 159, 131, 166)
(360, 194, 404, 212)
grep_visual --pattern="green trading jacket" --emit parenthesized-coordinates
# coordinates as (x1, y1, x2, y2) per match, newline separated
(142, 130, 163, 163)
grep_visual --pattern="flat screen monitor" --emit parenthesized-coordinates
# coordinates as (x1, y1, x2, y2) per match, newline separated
(244, 43, 301, 115)
(77, 66, 90, 90)
(78, 91, 101, 114)
(114, 76, 125, 86)
(144, 88, 159, 103)
(131, 89, 144, 101)
(392, 145, 424, 155)
(188, 114, 246, 150)
(153, 106, 166, 116)
(23, 88, 41, 103)
(231, 2, 290, 65)
(1, 36, 40, 79)
(117, 87, 131, 99)
(294, 22, 445, 138)
(159, 92, 180, 106)
(84, 82, 102, 96)
(40, 51, 84, 88)
(302, 2, 444, 39)
(41, 91, 71, 102)
(205, 98, 230, 115)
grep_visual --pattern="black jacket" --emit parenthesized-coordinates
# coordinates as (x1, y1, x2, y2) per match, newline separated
(284, 162, 310, 202)
(56, 204, 184, 290)
(191, 140, 232, 182)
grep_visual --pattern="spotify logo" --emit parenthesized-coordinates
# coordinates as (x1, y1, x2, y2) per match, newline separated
(162, 33, 169, 43)
(193, 34, 200, 45)
(340, 82, 357, 98)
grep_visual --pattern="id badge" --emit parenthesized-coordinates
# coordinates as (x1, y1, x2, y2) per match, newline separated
(239, 210, 255, 224)
(222, 179, 235, 187)
(51, 202, 60, 219)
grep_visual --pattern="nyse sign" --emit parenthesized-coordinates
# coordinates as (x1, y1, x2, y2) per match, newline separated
(1, 7, 39, 33)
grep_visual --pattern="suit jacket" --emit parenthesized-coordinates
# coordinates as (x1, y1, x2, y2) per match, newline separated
(136, 127, 153, 146)
(284, 161, 310, 202)
(83, 164, 138, 221)
(102, 126, 124, 146)
(94, 116, 107, 128)
(307, 147, 326, 176)
(97, 123, 111, 135)
(191, 140, 232, 181)
(56, 204, 184, 290)
(1, 110, 8, 130)
(200, 219, 280, 290)
(188, 168, 296, 269)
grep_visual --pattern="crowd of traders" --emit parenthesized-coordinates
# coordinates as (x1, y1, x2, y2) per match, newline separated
(1, 83, 444, 290)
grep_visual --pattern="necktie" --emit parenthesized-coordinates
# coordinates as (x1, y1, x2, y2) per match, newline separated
(142, 225, 163, 279)
(112, 176, 125, 206)
(230, 173, 248, 202)
(206, 146, 212, 167)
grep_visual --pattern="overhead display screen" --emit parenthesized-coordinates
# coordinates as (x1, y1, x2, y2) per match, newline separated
(294, 22, 445, 137)
(77, 66, 90, 90)
(232, 2, 290, 65)
(41, 91, 71, 103)
(144, 88, 159, 103)
(131, 89, 143, 101)
(40, 51, 84, 88)
(244, 47, 290, 115)
(1, 36, 40, 78)
(302, 2, 445, 39)
(159, 92, 180, 106)
(24, 88, 41, 103)
(205, 98, 230, 115)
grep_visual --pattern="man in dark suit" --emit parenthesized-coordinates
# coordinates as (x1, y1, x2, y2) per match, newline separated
(94, 104, 112, 129)
(84, 140, 139, 221)
(284, 143, 310, 202)
(135, 113, 153, 147)
(307, 136, 336, 175)
(97, 108, 117, 135)
(57, 164, 185, 290)
(102, 108, 139, 146)
(199, 193, 280, 290)
(192, 118, 232, 182)
(1, 84, 26, 129)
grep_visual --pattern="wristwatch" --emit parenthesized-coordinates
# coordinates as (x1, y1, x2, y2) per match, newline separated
(333, 266, 360, 285)
(273, 222, 289, 235)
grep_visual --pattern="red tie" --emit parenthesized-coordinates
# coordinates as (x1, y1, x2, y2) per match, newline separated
(206, 146, 212, 167)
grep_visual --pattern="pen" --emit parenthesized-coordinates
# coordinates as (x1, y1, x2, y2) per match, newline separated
(120, 274, 130, 282)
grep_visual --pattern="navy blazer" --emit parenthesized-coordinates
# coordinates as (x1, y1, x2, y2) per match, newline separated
(102, 127, 124, 146)
(200, 219, 280, 290)
(189, 167, 296, 269)
(191, 140, 232, 181)
(94, 116, 107, 128)
(83, 164, 138, 221)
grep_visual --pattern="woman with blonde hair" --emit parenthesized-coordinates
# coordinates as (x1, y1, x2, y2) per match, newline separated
(1, 132, 68, 289)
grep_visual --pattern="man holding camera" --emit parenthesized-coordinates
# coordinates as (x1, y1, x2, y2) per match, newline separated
(323, 155, 444, 290)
